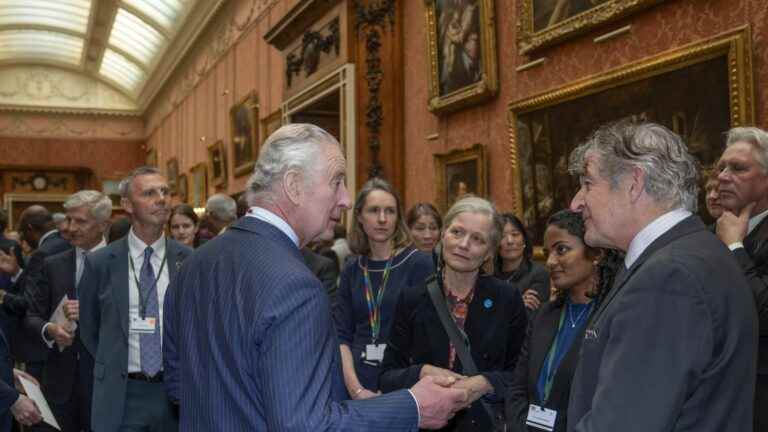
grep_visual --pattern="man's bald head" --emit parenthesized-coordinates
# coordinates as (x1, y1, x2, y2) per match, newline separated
(18, 205, 54, 249)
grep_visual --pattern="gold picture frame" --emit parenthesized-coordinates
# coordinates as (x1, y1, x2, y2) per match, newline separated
(230, 92, 259, 177)
(177, 173, 188, 204)
(166, 158, 179, 195)
(207, 140, 227, 188)
(518, 0, 666, 54)
(507, 27, 754, 242)
(190, 163, 208, 209)
(425, 0, 498, 114)
(434, 144, 487, 212)
(261, 109, 283, 146)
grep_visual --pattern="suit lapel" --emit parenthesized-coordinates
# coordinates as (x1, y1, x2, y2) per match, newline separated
(464, 278, 498, 353)
(110, 239, 130, 339)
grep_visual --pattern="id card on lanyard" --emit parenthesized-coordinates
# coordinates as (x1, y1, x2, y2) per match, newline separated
(361, 255, 393, 365)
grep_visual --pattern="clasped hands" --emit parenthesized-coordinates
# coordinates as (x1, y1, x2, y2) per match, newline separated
(410, 364, 492, 429)
(10, 369, 42, 426)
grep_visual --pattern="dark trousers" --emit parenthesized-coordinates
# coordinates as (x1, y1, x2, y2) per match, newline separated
(757, 374, 768, 432)
(117, 380, 177, 432)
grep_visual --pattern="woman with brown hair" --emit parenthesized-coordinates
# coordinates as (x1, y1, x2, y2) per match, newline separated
(168, 204, 199, 248)
(406, 203, 442, 252)
(332, 178, 433, 400)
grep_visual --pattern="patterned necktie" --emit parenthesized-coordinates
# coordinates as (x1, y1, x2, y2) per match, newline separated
(139, 246, 162, 376)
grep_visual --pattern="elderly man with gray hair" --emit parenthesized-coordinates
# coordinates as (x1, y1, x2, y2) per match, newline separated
(24, 190, 111, 432)
(164, 123, 469, 431)
(565, 121, 756, 432)
(714, 126, 768, 430)
(204, 193, 237, 235)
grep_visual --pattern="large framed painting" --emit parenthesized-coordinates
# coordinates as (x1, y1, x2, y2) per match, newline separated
(261, 109, 283, 146)
(434, 144, 487, 212)
(190, 163, 208, 209)
(177, 173, 188, 204)
(230, 92, 259, 177)
(425, 0, 498, 114)
(508, 28, 754, 244)
(517, 0, 666, 54)
(166, 158, 179, 195)
(207, 140, 227, 188)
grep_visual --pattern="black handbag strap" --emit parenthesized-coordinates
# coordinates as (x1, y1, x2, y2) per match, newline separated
(426, 276, 502, 429)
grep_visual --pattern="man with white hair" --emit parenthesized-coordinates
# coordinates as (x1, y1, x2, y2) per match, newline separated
(204, 193, 237, 235)
(566, 122, 756, 432)
(715, 126, 768, 430)
(164, 123, 468, 430)
(24, 190, 111, 432)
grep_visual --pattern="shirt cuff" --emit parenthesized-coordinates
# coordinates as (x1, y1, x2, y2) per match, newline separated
(728, 241, 745, 251)
(10, 269, 22, 283)
(407, 389, 421, 426)
(41, 323, 55, 348)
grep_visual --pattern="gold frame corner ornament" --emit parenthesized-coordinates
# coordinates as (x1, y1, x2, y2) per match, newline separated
(517, 0, 667, 54)
(507, 25, 754, 223)
(425, 0, 498, 114)
(433, 143, 488, 213)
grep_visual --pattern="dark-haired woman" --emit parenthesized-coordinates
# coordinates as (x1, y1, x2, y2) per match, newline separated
(333, 179, 433, 400)
(505, 210, 620, 432)
(168, 204, 199, 248)
(495, 213, 549, 313)
(406, 203, 442, 252)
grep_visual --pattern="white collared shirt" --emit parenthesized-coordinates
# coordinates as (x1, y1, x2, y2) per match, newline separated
(126, 229, 169, 373)
(624, 208, 692, 269)
(245, 207, 299, 248)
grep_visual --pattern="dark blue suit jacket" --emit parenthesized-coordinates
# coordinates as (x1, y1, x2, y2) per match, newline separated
(0, 330, 18, 432)
(164, 216, 419, 431)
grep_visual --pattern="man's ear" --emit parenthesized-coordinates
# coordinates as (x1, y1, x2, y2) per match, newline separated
(121, 197, 132, 214)
(627, 167, 646, 203)
(283, 169, 304, 206)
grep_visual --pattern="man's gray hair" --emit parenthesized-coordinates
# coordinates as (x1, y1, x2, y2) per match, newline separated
(726, 126, 768, 173)
(247, 123, 339, 203)
(63, 190, 113, 222)
(569, 122, 700, 212)
(206, 193, 237, 223)
(52, 212, 66, 224)
(119, 166, 162, 198)
(443, 196, 504, 252)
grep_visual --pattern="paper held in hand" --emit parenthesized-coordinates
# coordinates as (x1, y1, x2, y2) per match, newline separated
(18, 375, 61, 430)
(50, 295, 77, 352)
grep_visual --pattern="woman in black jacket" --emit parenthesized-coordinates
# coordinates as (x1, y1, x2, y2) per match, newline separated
(380, 197, 528, 431)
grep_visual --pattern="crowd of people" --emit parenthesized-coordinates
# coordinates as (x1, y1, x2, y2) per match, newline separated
(0, 120, 765, 431)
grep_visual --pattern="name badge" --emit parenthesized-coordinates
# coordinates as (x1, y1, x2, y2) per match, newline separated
(364, 344, 386, 363)
(526, 404, 556, 431)
(129, 316, 157, 334)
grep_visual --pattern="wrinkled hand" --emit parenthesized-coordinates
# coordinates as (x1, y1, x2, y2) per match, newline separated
(451, 375, 493, 405)
(717, 202, 755, 246)
(46, 323, 74, 348)
(352, 389, 381, 400)
(13, 369, 39, 393)
(63, 299, 79, 321)
(420, 364, 466, 381)
(0, 248, 19, 276)
(10, 395, 41, 426)
(411, 375, 470, 429)
(522, 289, 541, 310)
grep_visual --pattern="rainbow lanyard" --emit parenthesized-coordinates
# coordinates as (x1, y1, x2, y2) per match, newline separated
(362, 255, 394, 344)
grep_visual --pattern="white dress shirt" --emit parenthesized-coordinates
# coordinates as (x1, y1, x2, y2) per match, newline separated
(624, 208, 692, 269)
(126, 229, 169, 374)
(246, 207, 299, 247)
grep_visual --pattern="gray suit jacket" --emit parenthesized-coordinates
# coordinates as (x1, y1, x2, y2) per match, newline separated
(567, 216, 757, 432)
(79, 236, 190, 432)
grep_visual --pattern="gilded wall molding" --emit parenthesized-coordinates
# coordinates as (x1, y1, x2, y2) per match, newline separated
(0, 114, 145, 140)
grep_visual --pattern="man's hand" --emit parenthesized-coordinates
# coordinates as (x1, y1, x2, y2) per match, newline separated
(0, 248, 19, 276)
(10, 395, 42, 426)
(13, 368, 39, 392)
(522, 289, 541, 310)
(410, 375, 469, 429)
(63, 299, 79, 321)
(352, 389, 381, 400)
(46, 323, 74, 348)
(419, 364, 466, 381)
(451, 375, 493, 405)
(717, 202, 755, 245)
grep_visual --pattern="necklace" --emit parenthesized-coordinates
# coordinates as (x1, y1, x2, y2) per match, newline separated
(568, 302, 591, 328)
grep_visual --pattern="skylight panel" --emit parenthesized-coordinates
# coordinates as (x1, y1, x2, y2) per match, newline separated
(0, 30, 83, 65)
(108, 8, 164, 65)
(100, 48, 146, 93)
(0, 0, 92, 34)
(122, 0, 191, 31)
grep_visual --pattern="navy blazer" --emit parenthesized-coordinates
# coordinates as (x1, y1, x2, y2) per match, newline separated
(79, 236, 190, 432)
(567, 216, 757, 432)
(0, 330, 18, 432)
(380, 275, 528, 431)
(163, 216, 419, 431)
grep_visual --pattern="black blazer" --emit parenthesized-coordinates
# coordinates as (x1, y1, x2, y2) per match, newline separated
(505, 300, 586, 432)
(301, 248, 338, 303)
(380, 275, 528, 431)
(568, 216, 757, 432)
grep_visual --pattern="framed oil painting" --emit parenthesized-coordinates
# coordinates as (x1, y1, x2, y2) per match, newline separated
(425, 0, 498, 114)
(177, 173, 188, 204)
(190, 163, 208, 209)
(166, 158, 179, 195)
(207, 140, 227, 188)
(434, 144, 487, 212)
(230, 92, 259, 177)
(517, 0, 666, 54)
(508, 28, 754, 243)
(261, 109, 283, 146)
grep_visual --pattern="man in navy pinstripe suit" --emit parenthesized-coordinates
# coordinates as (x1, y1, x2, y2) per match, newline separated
(164, 123, 468, 431)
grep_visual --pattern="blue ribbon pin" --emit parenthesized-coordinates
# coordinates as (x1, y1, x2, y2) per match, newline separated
(483, 298, 493, 309)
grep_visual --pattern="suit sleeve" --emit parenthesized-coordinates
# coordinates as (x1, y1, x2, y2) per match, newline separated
(23, 257, 53, 343)
(78, 256, 100, 357)
(163, 274, 180, 404)
(480, 288, 527, 398)
(733, 248, 768, 331)
(0, 379, 18, 415)
(505, 316, 535, 432)
(572, 263, 712, 432)
(332, 262, 356, 347)
(254, 274, 418, 431)
(379, 289, 423, 392)
(317, 257, 339, 305)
